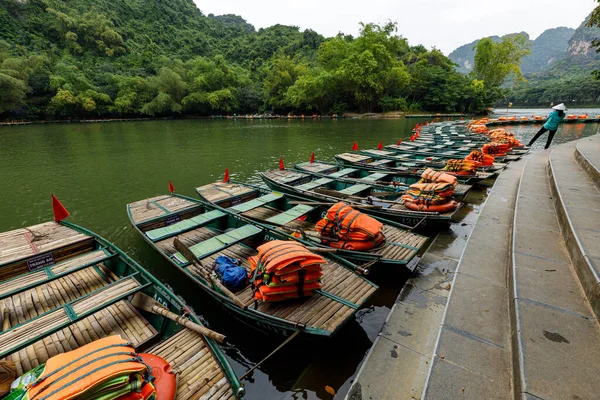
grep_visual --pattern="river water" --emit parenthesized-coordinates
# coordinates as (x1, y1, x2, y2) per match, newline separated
(0, 117, 598, 399)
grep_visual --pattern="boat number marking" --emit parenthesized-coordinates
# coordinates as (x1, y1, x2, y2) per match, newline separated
(166, 214, 181, 226)
(27, 253, 55, 271)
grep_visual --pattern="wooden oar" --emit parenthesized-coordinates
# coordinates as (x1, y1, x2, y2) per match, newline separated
(131, 292, 226, 343)
(173, 238, 247, 309)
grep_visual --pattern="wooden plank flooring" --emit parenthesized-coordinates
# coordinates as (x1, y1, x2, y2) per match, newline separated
(0, 222, 91, 266)
(1, 265, 157, 375)
(196, 182, 257, 204)
(149, 329, 235, 400)
(156, 226, 376, 333)
(129, 195, 198, 224)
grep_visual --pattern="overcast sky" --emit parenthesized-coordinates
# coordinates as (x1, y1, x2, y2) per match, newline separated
(196, 0, 597, 54)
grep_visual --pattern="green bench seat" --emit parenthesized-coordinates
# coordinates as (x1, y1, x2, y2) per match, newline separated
(172, 224, 262, 265)
(265, 204, 315, 226)
(296, 178, 333, 191)
(230, 193, 283, 213)
(329, 168, 357, 178)
(339, 184, 371, 195)
(362, 173, 388, 181)
(146, 210, 225, 241)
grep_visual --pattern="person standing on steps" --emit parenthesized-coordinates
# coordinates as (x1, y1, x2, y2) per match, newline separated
(527, 103, 567, 149)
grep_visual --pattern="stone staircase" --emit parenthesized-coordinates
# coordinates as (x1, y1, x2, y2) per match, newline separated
(423, 134, 600, 399)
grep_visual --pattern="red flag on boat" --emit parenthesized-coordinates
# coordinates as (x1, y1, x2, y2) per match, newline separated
(279, 158, 285, 170)
(377, 142, 383, 150)
(168, 181, 175, 193)
(51, 194, 69, 222)
(352, 142, 359, 151)
(410, 134, 415, 142)
(310, 152, 315, 163)
(397, 139, 402, 145)
(223, 168, 230, 183)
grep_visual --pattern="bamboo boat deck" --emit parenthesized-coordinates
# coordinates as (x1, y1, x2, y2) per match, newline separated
(0, 222, 237, 399)
(152, 224, 376, 332)
(149, 329, 235, 400)
(128, 195, 377, 335)
(128, 195, 199, 225)
(241, 205, 427, 262)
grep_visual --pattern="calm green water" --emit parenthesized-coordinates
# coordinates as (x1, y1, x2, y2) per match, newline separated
(0, 118, 598, 399)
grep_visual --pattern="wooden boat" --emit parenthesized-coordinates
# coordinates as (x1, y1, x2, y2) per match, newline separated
(127, 193, 377, 338)
(0, 218, 244, 398)
(294, 159, 485, 191)
(334, 151, 507, 174)
(362, 147, 520, 164)
(260, 169, 461, 229)
(195, 180, 428, 272)
(392, 140, 529, 156)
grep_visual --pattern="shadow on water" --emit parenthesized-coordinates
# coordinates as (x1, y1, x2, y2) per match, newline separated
(0, 118, 598, 399)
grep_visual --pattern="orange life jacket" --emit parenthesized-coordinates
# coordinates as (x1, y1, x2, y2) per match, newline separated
(406, 182, 455, 198)
(420, 168, 458, 186)
(26, 336, 152, 400)
(316, 202, 383, 243)
(481, 143, 509, 156)
(443, 159, 479, 175)
(403, 198, 458, 213)
(465, 150, 494, 166)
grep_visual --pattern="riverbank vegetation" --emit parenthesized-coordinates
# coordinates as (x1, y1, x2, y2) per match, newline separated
(0, 0, 527, 120)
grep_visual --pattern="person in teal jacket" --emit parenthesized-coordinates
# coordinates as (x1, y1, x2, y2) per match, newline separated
(527, 103, 567, 149)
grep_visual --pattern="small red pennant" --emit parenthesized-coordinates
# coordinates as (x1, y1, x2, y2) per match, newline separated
(310, 152, 315, 163)
(223, 168, 230, 183)
(377, 142, 383, 150)
(352, 142, 359, 151)
(397, 139, 402, 145)
(279, 158, 285, 170)
(168, 181, 175, 194)
(51, 194, 69, 222)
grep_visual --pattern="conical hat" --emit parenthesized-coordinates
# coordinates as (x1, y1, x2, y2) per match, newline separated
(552, 103, 567, 111)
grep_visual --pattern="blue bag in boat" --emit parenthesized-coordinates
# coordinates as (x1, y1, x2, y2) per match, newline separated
(214, 255, 248, 291)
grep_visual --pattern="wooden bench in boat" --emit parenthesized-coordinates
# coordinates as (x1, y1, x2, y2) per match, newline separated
(370, 159, 394, 167)
(328, 168, 357, 178)
(229, 193, 283, 213)
(338, 184, 371, 196)
(0, 274, 149, 360)
(171, 225, 263, 265)
(263, 204, 314, 226)
(361, 172, 389, 181)
(296, 178, 333, 191)
(145, 210, 226, 241)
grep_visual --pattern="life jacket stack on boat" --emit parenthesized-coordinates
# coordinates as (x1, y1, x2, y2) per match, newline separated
(6, 336, 171, 400)
(249, 241, 325, 302)
(442, 159, 479, 176)
(488, 129, 524, 149)
(465, 150, 495, 166)
(401, 181, 458, 213)
(315, 202, 385, 251)
(481, 142, 510, 156)
(419, 168, 458, 186)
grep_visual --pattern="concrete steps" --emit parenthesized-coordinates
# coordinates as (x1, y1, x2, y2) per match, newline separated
(575, 135, 600, 190)
(510, 146, 600, 399)
(422, 158, 528, 399)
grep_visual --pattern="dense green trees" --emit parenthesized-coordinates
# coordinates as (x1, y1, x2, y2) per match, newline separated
(0, 0, 505, 120)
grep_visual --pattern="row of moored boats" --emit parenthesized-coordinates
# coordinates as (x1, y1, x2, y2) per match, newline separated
(0, 119, 527, 399)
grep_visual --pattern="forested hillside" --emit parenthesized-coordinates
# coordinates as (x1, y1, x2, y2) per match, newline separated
(0, 0, 488, 119)
(448, 28, 574, 75)
(508, 15, 600, 106)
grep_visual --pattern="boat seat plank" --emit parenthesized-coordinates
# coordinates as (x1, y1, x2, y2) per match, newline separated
(265, 205, 315, 226)
(296, 178, 333, 191)
(370, 159, 394, 166)
(361, 173, 388, 181)
(329, 168, 357, 178)
(0, 222, 91, 267)
(339, 184, 371, 195)
(230, 193, 283, 213)
(0, 249, 112, 300)
(145, 210, 226, 241)
(172, 225, 262, 264)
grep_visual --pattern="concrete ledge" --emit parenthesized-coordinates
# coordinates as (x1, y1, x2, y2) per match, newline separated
(549, 142, 600, 322)
(575, 137, 600, 191)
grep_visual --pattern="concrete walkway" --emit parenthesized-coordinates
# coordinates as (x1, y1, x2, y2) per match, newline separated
(348, 133, 600, 400)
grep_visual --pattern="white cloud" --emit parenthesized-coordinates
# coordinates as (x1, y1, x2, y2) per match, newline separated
(195, 0, 596, 54)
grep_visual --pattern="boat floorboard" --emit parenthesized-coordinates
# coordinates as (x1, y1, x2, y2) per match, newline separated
(129, 195, 199, 224)
(149, 329, 235, 400)
(1, 264, 157, 376)
(155, 226, 376, 332)
(197, 182, 257, 204)
(242, 206, 427, 262)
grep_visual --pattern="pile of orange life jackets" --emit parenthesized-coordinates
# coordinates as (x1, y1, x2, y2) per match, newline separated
(419, 168, 458, 186)
(481, 142, 510, 156)
(249, 241, 325, 302)
(315, 202, 385, 251)
(8, 336, 169, 400)
(443, 159, 479, 176)
(465, 150, 494, 166)
(401, 181, 458, 213)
